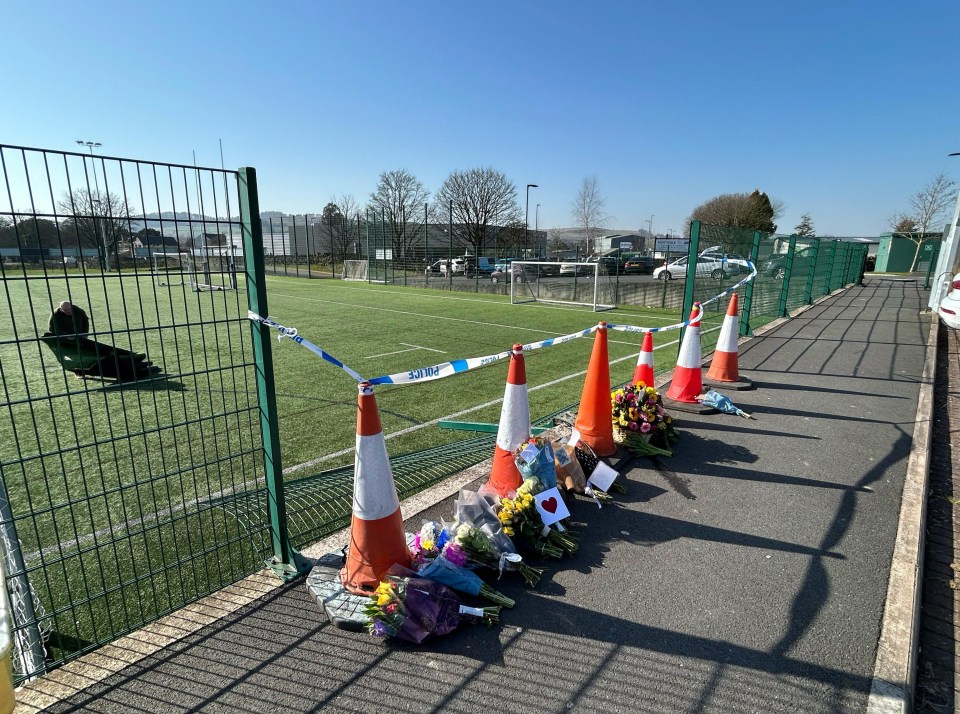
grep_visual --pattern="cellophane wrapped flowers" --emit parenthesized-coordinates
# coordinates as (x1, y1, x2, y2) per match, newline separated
(610, 384, 677, 457)
(364, 571, 500, 643)
(498, 479, 579, 558)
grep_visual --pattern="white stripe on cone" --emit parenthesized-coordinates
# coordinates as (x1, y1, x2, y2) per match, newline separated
(636, 349, 654, 371)
(496, 382, 530, 451)
(352, 433, 401, 520)
(676, 325, 702, 369)
(715, 314, 739, 354)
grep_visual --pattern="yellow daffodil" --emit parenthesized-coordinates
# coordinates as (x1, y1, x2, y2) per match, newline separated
(377, 592, 391, 606)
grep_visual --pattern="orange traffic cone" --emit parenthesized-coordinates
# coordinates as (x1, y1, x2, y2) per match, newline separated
(633, 331, 655, 388)
(485, 345, 531, 497)
(340, 382, 411, 595)
(664, 303, 714, 413)
(574, 322, 616, 457)
(704, 294, 753, 390)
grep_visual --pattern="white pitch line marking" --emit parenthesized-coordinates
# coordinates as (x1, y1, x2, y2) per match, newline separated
(399, 342, 446, 353)
(365, 347, 420, 359)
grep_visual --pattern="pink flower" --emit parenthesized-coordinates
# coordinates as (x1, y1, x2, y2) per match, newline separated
(628, 421, 639, 431)
(386, 603, 397, 614)
(640, 422, 653, 433)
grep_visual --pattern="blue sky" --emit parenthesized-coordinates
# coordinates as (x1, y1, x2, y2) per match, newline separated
(3, 1, 958, 236)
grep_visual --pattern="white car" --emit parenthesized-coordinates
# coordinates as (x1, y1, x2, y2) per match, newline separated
(653, 254, 737, 281)
(938, 273, 960, 329)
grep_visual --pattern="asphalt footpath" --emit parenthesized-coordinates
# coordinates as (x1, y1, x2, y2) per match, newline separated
(17, 277, 936, 714)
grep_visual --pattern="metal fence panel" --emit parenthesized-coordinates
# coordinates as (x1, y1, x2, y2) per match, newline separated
(0, 145, 274, 681)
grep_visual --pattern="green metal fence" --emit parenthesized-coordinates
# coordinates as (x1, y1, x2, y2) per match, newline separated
(0, 145, 296, 682)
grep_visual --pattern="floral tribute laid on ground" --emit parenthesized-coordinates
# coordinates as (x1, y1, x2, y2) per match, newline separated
(610, 384, 679, 457)
(362, 424, 640, 643)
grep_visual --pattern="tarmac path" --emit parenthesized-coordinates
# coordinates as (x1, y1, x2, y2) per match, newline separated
(22, 278, 933, 714)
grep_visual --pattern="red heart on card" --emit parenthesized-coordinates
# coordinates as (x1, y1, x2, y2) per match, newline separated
(541, 497, 558, 514)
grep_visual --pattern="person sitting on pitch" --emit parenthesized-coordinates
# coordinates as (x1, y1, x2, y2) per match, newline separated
(47, 300, 156, 381)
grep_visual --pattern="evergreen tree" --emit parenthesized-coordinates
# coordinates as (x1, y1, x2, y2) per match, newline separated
(794, 213, 815, 237)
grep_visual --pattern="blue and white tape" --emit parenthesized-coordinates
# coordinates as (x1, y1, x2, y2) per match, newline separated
(608, 303, 704, 334)
(248, 266, 756, 387)
(248, 311, 365, 383)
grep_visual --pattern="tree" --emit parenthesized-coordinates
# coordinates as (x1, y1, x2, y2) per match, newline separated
(794, 213, 816, 238)
(318, 194, 362, 263)
(0, 216, 62, 250)
(570, 175, 610, 254)
(435, 168, 522, 255)
(889, 171, 957, 271)
(368, 170, 432, 258)
(689, 189, 783, 233)
(56, 190, 137, 270)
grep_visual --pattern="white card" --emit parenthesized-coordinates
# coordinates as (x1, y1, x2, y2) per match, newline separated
(567, 428, 581, 448)
(534, 487, 570, 525)
(587, 461, 619, 492)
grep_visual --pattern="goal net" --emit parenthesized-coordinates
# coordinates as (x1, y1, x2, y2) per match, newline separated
(150, 252, 188, 287)
(342, 260, 368, 281)
(509, 261, 617, 311)
(342, 259, 391, 283)
(151, 252, 237, 291)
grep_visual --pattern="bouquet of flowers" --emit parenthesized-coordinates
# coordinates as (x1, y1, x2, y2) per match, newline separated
(611, 384, 678, 457)
(410, 521, 514, 607)
(498, 479, 579, 558)
(513, 436, 558, 489)
(453, 523, 545, 587)
(452, 490, 545, 586)
(364, 569, 500, 643)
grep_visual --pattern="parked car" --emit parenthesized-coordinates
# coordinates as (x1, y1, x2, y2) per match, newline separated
(938, 273, 960, 329)
(463, 256, 495, 275)
(490, 264, 536, 283)
(559, 261, 592, 276)
(653, 254, 737, 281)
(622, 255, 656, 274)
(759, 247, 817, 279)
(424, 258, 467, 276)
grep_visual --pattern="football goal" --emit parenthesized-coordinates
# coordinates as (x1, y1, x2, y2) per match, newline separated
(150, 252, 237, 291)
(509, 261, 617, 312)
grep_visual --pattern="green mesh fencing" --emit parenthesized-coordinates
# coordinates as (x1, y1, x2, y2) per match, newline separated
(0, 145, 277, 682)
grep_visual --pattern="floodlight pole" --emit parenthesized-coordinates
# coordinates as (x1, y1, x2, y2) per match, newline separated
(525, 184, 538, 253)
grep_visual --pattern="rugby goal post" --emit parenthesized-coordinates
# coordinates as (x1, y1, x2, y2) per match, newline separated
(509, 261, 617, 312)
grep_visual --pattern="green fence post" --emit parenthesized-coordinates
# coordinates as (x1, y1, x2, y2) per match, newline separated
(777, 235, 797, 317)
(238, 166, 309, 581)
(739, 230, 761, 337)
(823, 241, 837, 295)
(679, 221, 701, 349)
(924, 242, 941, 289)
(803, 239, 820, 305)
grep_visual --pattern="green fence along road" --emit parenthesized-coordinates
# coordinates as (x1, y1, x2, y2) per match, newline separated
(0, 145, 293, 682)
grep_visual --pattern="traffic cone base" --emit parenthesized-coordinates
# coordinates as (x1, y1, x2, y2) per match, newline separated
(575, 323, 616, 456)
(340, 510, 410, 594)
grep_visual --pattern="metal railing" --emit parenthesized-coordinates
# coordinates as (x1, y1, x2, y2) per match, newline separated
(0, 145, 297, 682)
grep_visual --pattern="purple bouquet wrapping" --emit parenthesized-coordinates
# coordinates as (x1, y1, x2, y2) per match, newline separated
(364, 566, 500, 644)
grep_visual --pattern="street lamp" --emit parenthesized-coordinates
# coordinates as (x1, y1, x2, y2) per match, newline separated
(535, 204, 540, 256)
(525, 184, 539, 251)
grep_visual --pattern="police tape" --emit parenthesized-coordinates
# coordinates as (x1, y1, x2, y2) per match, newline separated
(247, 266, 754, 387)
(607, 302, 704, 334)
(700, 262, 757, 307)
(248, 311, 365, 383)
